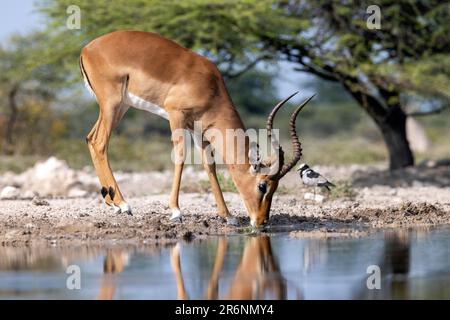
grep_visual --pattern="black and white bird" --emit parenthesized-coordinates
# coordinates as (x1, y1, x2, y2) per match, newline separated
(297, 163, 334, 195)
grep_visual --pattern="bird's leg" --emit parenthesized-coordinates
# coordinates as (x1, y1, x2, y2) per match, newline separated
(313, 187, 316, 201)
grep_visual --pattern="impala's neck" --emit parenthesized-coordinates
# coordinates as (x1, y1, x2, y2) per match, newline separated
(202, 98, 253, 192)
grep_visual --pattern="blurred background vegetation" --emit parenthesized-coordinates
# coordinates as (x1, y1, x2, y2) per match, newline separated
(0, 0, 449, 173)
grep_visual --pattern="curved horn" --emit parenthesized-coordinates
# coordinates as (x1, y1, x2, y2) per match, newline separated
(266, 91, 299, 139)
(277, 94, 315, 179)
(266, 92, 299, 176)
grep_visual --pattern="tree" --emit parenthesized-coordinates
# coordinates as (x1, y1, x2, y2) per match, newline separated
(37, 0, 450, 169)
(226, 69, 278, 116)
(0, 33, 68, 154)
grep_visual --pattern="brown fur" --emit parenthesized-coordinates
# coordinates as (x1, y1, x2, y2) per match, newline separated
(80, 30, 288, 226)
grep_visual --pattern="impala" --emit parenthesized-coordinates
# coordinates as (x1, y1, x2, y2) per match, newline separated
(96, 237, 288, 300)
(171, 237, 287, 300)
(79, 30, 313, 227)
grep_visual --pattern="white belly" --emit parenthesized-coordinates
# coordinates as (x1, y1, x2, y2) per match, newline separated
(123, 90, 169, 120)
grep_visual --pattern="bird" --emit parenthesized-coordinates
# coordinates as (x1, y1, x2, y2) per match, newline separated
(297, 163, 335, 197)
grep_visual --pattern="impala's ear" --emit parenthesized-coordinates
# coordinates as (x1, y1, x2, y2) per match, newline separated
(248, 142, 261, 175)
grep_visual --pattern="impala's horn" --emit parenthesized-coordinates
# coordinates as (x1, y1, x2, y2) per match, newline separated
(266, 92, 299, 177)
(276, 94, 315, 179)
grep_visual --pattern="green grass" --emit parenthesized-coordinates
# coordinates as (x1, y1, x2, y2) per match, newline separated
(198, 171, 238, 193)
(2, 107, 450, 174)
(0, 155, 43, 173)
(330, 180, 358, 200)
(51, 135, 173, 171)
(216, 171, 238, 193)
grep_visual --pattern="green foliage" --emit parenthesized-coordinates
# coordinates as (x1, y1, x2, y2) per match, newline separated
(330, 180, 358, 200)
(199, 171, 237, 193)
(0, 32, 72, 154)
(217, 171, 238, 193)
(226, 69, 278, 115)
(36, 0, 285, 71)
(0, 0, 448, 170)
(0, 155, 42, 173)
(38, 0, 449, 103)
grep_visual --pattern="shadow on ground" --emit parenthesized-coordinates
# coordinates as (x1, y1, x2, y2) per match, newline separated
(352, 160, 450, 188)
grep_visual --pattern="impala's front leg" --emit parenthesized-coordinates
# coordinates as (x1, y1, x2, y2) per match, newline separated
(205, 237, 228, 299)
(170, 243, 188, 300)
(194, 135, 238, 225)
(168, 113, 187, 221)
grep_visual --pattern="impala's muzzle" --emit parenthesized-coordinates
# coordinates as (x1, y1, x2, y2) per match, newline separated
(250, 217, 268, 229)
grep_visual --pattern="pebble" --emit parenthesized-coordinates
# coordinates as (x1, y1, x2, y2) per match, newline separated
(0, 186, 20, 200)
(31, 197, 50, 206)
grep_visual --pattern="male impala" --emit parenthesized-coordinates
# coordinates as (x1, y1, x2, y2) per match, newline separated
(79, 30, 313, 227)
(171, 237, 287, 300)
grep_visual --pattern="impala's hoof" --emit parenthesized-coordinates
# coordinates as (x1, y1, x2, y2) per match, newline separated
(120, 203, 133, 216)
(226, 216, 239, 226)
(170, 208, 182, 222)
(111, 202, 132, 215)
(111, 204, 121, 215)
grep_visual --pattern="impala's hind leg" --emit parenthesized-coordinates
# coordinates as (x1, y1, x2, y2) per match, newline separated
(86, 84, 131, 214)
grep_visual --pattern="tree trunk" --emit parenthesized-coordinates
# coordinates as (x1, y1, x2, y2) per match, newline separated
(344, 84, 414, 170)
(3, 85, 19, 155)
(379, 105, 414, 170)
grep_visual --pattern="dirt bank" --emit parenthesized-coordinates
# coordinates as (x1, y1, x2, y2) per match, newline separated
(1, 160, 450, 246)
(1, 193, 449, 246)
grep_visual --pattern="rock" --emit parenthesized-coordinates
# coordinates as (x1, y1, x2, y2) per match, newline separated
(31, 196, 50, 206)
(22, 190, 39, 199)
(304, 193, 325, 203)
(11, 157, 96, 197)
(351, 202, 360, 209)
(0, 186, 20, 200)
(388, 189, 398, 196)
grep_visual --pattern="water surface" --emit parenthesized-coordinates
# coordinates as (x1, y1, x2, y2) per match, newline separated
(1, 227, 450, 299)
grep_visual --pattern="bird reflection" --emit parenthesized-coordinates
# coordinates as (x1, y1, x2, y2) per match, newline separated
(171, 235, 287, 300)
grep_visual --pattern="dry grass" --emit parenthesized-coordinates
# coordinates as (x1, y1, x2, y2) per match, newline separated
(1, 123, 449, 174)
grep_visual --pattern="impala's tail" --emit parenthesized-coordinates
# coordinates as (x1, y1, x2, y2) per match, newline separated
(79, 56, 96, 98)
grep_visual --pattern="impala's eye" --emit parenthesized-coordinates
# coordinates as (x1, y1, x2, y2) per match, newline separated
(258, 182, 267, 194)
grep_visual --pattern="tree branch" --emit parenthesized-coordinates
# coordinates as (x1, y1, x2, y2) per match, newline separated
(293, 64, 338, 82)
(407, 106, 445, 117)
(223, 54, 272, 79)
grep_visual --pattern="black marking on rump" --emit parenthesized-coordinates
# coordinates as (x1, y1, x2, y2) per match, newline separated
(108, 186, 115, 200)
(79, 56, 94, 94)
(101, 187, 108, 198)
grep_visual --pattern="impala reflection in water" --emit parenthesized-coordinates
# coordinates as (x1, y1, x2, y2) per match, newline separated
(1, 227, 450, 299)
(94, 236, 288, 300)
(170, 236, 287, 300)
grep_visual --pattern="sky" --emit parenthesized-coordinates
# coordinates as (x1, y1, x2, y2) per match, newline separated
(0, 0, 310, 100)
(0, 0, 39, 40)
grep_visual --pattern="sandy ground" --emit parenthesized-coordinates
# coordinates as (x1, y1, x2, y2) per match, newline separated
(1, 159, 450, 246)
